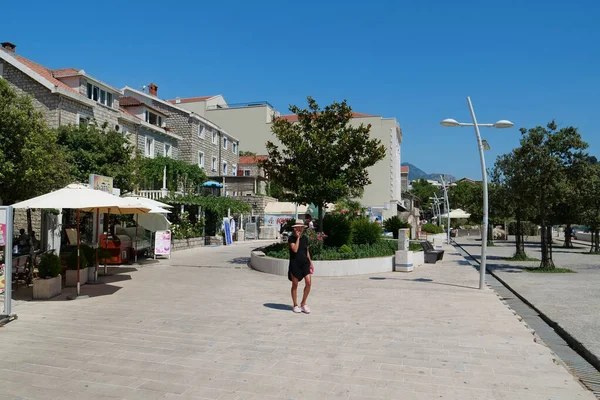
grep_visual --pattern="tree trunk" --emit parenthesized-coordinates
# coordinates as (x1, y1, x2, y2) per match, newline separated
(563, 223, 573, 248)
(539, 221, 555, 269)
(317, 204, 324, 232)
(547, 225, 553, 261)
(593, 229, 600, 253)
(487, 223, 494, 246)
(514, 218, 526, 258)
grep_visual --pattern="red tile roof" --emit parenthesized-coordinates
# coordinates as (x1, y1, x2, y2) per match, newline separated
(119, 96, 145, 106)
(52, 68, 80, 77)
(239, 155, 268, 164)
(167, 96, 213, 104)
(277, 112, 373, 122)
(1, 48, 79, 94)
(401, 166, 409, 173)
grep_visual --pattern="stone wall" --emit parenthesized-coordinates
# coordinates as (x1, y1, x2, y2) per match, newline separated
(2, 62, 60, 127)
(2, 61, 120, 130)
(172, 235, 222, 251)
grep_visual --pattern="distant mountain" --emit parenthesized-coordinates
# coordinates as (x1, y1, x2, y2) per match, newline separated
(402, 162, 456, 183)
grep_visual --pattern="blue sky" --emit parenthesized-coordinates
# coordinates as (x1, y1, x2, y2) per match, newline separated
(2, 0, 599, 179)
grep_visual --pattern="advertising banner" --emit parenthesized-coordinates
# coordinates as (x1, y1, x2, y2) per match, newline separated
(154, 230, 171, 259)
(89, 174, 114, 194)
(263, 214, 295, 227)
(223, 218, 232, 245)
(0, 209, 6, 247)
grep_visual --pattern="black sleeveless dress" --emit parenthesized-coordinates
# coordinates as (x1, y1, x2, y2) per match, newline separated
(288, 235, 311, 282)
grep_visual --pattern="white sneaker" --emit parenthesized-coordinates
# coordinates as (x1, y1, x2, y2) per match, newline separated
(292, 306, 301, 313)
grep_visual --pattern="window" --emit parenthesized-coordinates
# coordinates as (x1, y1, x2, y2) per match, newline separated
(231, 164, 237, 176)
(244, 170, 251, 177)
(212, 156, 217, 172)
(223, 137, 228, 149)
(145, 110, 163, 127)
(87, 83, 113, 107)
(212, 131, 218, 145)
(165, 143, 172, 158)
(198, 125, 205, 139)
(78, 115, 91, 126)
(223, 161, 228, 175)
(232, 142, 238, 154)
(145, 137, 155, 158)
(198, 151, 205, 168)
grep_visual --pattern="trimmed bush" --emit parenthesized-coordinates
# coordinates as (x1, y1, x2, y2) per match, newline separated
(383, 216, 410, 239)
(66, 249, 88, 270)
(339, 244, 352, 254)
(409, 241, 424, 252)
(323, 214, 352, 247)
(263, 240, 399, 261)
(351, 219, 382, 245)
(37, 253, 62, 278)
(422, 223, 443, 234)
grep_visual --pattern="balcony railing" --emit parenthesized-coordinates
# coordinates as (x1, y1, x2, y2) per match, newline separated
(135, 189, 182, 200)
(207, 101, 274, 110)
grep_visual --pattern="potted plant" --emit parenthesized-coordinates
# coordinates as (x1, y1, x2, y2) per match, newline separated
(80, 244, 109, 280)
(33, 253, 62, 299)
(65, 249, 88, 287)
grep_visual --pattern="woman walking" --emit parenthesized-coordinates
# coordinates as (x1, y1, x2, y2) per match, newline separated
(288, 220, 313, 313)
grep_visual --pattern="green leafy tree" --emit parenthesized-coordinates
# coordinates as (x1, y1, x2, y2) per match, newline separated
(239, 150, 256, 157)
(512, 121, 588, 269)
(261, 96, 386, 231)
(409, 178, 438, 212)
(137, 156, 206, 194)
(581, 159, 600, 253)
(56, 123, 137, 193)
(0, 79, 71, 205)
(447, 180, 478, 211)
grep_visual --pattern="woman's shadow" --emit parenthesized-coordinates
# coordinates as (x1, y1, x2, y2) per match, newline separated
(264, 303, 293, 311)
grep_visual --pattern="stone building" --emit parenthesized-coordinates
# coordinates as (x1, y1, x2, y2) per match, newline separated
(224, 155, 268, 196)
(0, 42, 121, 130)
(122, 85, 240, 183)
(170, 94, 403, 220)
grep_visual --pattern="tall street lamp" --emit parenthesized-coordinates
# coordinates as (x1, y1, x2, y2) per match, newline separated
(440, 175, 451, 244)
(440, 97, 513, 290)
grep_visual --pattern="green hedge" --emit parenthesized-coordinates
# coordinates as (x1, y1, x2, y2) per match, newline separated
(323, 214, 352, 247)
(383, 216, 410, 239)
(263, 240, 398, 261)
(351, 219, 382, 245)
(422, 223, 443, 234)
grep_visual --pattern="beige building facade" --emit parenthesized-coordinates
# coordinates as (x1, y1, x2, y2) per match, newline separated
(170, 96, 403, 215)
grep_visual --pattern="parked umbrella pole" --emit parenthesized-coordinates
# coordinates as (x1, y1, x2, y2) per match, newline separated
(76, 209, 81, 296)
(95, 210, 99, 282)
(104, 208, 110, 275)
(135, 214, 138, 263)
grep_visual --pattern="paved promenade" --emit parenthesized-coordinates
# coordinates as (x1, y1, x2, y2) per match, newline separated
(455, 235, 600, 368)
(0, 241, 594, 399)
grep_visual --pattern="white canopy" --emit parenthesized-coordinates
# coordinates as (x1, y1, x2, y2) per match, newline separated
(12, 184, 151, 214)
(264, 202, 308, 215)
(440, 208, 471, 219)
(137, 213, 171, 232)
(122, 195, 173, 209)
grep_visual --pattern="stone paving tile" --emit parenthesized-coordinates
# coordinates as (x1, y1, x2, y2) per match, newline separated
(0, 241, 595, 399)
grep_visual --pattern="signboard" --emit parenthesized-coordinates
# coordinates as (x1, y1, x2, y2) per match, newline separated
(154, 230, 171, 259)
(263, 214, 294, 226)
(0, 209, 6, 246)
(223, 218, 232, 245)
(89, 174, 114, 194)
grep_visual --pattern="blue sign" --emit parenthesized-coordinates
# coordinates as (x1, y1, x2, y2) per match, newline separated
(223, 218, 233, 245)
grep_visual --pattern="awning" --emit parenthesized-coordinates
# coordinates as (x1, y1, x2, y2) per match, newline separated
(440, 209, 471, 219)
(264, 202, 308, 215)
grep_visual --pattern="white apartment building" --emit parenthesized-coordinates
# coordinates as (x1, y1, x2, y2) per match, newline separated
(169, 96, 403, 219)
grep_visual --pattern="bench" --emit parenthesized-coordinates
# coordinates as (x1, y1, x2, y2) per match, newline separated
(420, 241, 444, 264)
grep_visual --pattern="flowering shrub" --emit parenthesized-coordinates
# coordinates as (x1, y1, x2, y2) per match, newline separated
(171, 211, 204, 239)
(303, 228, 326, 256)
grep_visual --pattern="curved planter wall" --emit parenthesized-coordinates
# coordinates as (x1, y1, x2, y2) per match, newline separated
(250, 251, 394, 277)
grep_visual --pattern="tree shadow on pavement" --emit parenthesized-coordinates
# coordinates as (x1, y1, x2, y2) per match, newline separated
(263, 303, 293, 311)
(229, 257, 251, 265)
(368, 276, 478, 290)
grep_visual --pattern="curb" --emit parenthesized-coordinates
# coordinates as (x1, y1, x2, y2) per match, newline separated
(454, 241, 600, 380)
